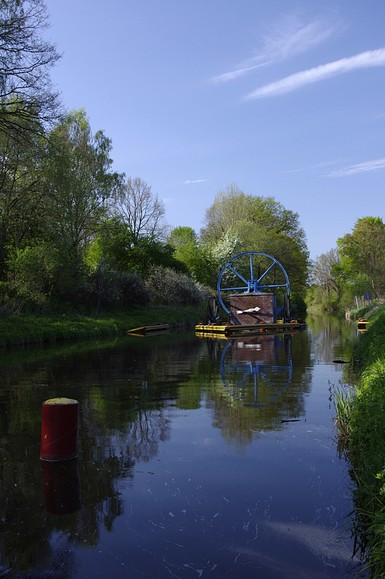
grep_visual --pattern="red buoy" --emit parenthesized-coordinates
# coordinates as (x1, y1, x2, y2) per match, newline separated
(40, 398, 79, 461)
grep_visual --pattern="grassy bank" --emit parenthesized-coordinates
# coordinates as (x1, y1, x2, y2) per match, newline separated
(0, 305, 205, 347)
(335, 305, 385, 577)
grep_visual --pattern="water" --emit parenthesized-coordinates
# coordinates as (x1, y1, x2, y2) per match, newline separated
(0, 318, 368, 578)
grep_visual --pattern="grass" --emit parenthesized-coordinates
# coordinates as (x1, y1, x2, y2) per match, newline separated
(334, 305, 385, 577)
(0, 305, 205, 347)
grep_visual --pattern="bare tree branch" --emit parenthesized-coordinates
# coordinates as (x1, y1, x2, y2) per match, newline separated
(0, 0, 61, 141)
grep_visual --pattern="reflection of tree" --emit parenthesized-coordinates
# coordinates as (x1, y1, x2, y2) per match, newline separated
(0, 330, 316, 575)
(0, 336, 202, 576)
(127, 409, 170, 462)
(306, 315, 356, 364)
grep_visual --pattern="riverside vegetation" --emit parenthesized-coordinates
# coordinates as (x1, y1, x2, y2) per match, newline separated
(334, 304, 385, 578)
(0, 304, 204, 347)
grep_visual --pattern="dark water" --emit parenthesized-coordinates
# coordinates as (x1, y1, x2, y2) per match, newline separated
(0, 317, 368, 578)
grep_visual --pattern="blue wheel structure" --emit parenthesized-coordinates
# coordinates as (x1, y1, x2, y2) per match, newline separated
(216, 251, 291, 320)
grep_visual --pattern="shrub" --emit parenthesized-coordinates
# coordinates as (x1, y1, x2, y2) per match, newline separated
(78, 268, 150, 312)
(144, 266, 209, 306)
(5, 244, 59, 313)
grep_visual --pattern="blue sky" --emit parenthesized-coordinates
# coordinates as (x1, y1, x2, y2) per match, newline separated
(44, 0, 385, 260)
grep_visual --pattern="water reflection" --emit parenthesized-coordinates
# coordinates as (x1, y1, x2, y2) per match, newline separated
(42, 460, 81, 515)
(0, 324, 367, 577)
(219, 335, 293, 405)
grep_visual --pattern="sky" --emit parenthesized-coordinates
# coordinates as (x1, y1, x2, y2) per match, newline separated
(43, 0, 385, 260)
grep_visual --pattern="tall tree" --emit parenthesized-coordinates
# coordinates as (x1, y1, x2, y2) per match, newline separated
(337, 217, 385, 298)
(43, 110, 123, 292)
(201, 185, 309, 298)
(167, 226, 216, 286)
(114, 177, 167, 244)
(0, 0, 60, 140)
(310, 249, 340, 296)
(0, 121, 46, 278)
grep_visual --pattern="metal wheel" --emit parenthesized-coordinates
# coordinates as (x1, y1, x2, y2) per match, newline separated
(216, 251, 290, 318)
(205, 296, 220, 324)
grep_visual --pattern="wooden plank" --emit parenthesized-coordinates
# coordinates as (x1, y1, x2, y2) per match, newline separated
(127, 324, 170, 335)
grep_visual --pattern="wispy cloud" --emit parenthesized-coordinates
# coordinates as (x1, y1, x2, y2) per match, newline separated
(245, 47, 385, 99)
(184, 178, 208, 184)
(212, 63, 267, 84)
(212, 14, 337, 84)
(327, 157, 385, 177)
(281, 160, 340, 174)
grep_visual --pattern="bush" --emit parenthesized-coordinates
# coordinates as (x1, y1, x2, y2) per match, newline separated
(5, 244, 59, 313)
(78, 269, 150, 313)
(144, 266, 210, 306)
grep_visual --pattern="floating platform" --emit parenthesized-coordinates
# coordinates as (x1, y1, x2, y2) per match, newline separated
(195, 321, 306, 338)
(127, 323, 170, 336)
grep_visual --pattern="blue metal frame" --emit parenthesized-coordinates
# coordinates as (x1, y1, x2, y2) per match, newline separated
(216, 251, 290, 316)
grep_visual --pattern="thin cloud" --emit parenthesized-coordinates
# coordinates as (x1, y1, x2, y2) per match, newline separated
(327, 157, 385, 177)
(212, 14, 337, 84)
(261, 15, 336, 61)
(281, 160, 340, 174)
(184, 178, 208, 184)
(212, 63, 267, 84)
(245, 47, 385, 100)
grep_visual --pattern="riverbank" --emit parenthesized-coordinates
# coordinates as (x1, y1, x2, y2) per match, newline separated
(0, 305, 204, 347)
(335, 304, 385, 577)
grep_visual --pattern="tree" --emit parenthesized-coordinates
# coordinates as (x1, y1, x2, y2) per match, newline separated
(0, 119, 46, 278)
(42, 110, 123, 295)
(307, 249, 343, 311)
(310, 249, 340, 294)
(200, 184, 254, 242)
(201, 185, 309, 300)
(167, 226, 218, 287)
(114, 177, 167, 244)
(0, 0, 61, 140)
(337, 217, 385, 299)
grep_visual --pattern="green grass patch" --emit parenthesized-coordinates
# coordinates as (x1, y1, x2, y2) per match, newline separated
(0, 305, 204, 347)
(335, 305, 385, 577)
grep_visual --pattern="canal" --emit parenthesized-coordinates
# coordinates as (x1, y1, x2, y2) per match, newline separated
(0, 317, 368, 578)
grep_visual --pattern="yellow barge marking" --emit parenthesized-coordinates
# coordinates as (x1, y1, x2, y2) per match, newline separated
(195, 322, 306, 337)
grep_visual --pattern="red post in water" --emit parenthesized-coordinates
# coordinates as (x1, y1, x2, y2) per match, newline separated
(40, 398, 79, 461)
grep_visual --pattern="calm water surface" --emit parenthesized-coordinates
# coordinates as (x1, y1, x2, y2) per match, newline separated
(0, 317, 368, 578)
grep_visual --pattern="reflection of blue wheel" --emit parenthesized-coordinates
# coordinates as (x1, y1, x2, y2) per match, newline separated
(218, 336, 293, 407)
(217, 251, 290, 317)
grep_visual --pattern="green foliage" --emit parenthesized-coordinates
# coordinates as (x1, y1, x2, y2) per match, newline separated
(6, 243, 59, 312)
(200, 185, 309, 302)
(88, 219, 186, 279)
(0, 114, 46, 279)
(334, 307, 385, 576)
(309, 222, 384, 314)
(337, 217, 385, 299)
(167, 226, 217, 287)
(43, 110, 122, 252)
